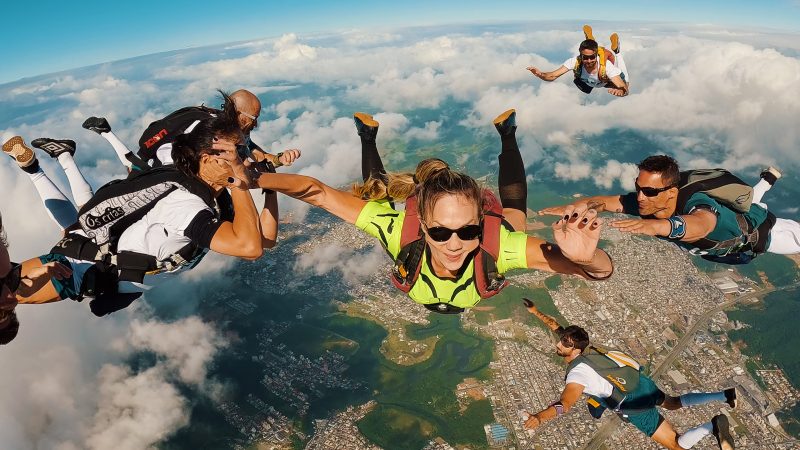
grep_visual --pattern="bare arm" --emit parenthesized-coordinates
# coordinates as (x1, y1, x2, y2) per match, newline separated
(539, 194, 626, 216)
(526, 65, 570, 82)
(524, 383, 585, 430)
(260, 191, 279, 249)
(210, 187, 263, 260)
(16, 258, 70, 304)
(255, 173, 367, 224)
(523, 298, 562, 332)
(612, 208, 718, 242)
(607, 75, 629, 97)
(16, 261, 72, 297)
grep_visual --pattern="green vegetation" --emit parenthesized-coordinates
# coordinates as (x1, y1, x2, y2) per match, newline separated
(352, 314, 494, 449)
(544, 275, 563, 291)
(778, 404, 800, 438)
(729, 289, 800, 388)
(471, 284, 566, 329)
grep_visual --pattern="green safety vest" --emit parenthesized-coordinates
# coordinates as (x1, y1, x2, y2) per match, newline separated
(566, 346, 643, 412)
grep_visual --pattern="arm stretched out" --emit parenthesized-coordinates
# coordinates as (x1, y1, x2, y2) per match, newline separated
(539, 194, 627, 216)
(254, 173, 368, 225)
(607, 74, 629, 97)
(523, 298, 563, 333)
(527, 65, 570, 82)
(524, 383, 585, 431)
(611, 208, 717, 242)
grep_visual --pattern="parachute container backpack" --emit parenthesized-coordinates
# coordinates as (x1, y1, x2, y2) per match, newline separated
(137, 106, 219, 165)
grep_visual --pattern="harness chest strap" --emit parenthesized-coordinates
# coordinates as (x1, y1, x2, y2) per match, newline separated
(691, 211, 776, 255)
(573, 47, 615, 82)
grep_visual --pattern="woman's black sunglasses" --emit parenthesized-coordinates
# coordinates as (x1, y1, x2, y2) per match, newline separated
(425, 224, 482, 242)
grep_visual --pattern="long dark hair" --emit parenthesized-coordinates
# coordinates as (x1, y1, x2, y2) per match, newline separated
(172, 90, 242, 178)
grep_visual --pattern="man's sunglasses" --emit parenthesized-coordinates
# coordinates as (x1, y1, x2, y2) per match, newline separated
(580, 53, 597, 61)
(635, 181, 676, 197)
(559, 335, 575, 348)
(425, 224, 482, 242)
(0, 263, 22, 294)
(220, 103, 259, 121)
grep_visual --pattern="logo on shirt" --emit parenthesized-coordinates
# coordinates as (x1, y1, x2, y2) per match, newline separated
(605, 375, 629, 392)
(84, 206, 126, 229)
(144, 129, 168, 149)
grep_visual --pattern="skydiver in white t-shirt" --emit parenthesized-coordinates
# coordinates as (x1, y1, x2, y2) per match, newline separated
(520, 299, 736, 450)
(527, 25, 630, 97)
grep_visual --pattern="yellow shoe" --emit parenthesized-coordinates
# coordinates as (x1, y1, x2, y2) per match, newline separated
(2, 136, 36, 168)
(610, 33, 620, 53)
(493, 109, 516, 136)
(582, 24, 594, 41)
(354, 112, 379, 139)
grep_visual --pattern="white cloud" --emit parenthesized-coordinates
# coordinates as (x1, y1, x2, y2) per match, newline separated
(85, 365, 189, 450)
(294, 242, 385, 283)
(406, 120, 442, 140)
(554, 161, 591, 181)
(127, 317, 227, 385)
(553, 159, 638, 191)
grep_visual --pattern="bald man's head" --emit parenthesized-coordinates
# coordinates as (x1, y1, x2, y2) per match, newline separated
(230, 89, 261, 134)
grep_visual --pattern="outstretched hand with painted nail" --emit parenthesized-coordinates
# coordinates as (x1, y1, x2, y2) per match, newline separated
(551, 203, 602, 265)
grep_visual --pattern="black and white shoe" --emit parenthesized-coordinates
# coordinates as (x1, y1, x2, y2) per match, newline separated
(759, 166, 782, 186)
(82, 116, 111, 134)
(712, 414, 734, 450)
(724, 388, 737, 409)
(31, 138, 76, 158)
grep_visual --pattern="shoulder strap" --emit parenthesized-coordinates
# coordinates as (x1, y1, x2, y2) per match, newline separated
(391, 194, 425, 292)
(474, 189, 508, 298)
(598, 47, 608, 81)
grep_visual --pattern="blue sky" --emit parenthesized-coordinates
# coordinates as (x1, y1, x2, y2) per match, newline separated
(1, 0, 798, 84)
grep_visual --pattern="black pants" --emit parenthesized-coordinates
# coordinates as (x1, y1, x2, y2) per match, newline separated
(360, 131, 527, 220)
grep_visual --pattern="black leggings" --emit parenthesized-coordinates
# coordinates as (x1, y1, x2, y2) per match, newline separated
(359, 132, 527, 215)
(361, 136, 387, 183)
(498, 132, 528, 218)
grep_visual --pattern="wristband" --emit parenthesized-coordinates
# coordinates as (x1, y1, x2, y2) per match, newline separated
(272, 152, 284, 168)
(550, 401, 565, 416)
(666, 216, 686, 240)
